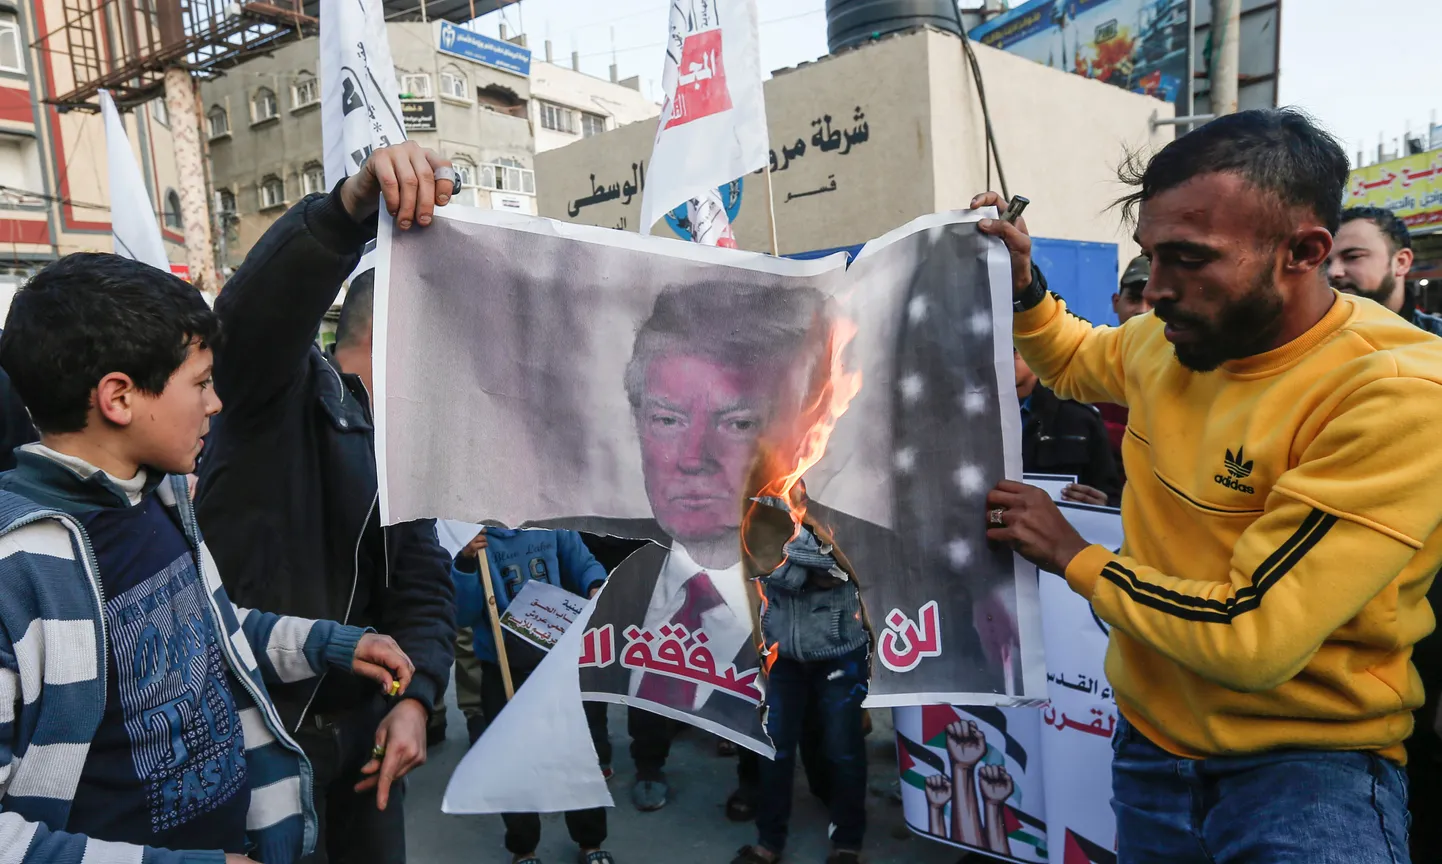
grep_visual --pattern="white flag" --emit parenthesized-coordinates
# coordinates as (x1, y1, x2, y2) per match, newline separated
(100, 90, 168, 271)
(639, 0, 768, 235)
(320, 0, 407, 188)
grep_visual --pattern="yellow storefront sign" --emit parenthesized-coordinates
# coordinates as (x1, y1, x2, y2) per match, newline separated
(1346, 150, 1442, 234)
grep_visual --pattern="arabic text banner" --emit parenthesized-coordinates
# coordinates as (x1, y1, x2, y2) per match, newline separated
(897, 499, 1122, 862)
(1346, 150, 1442, 232)
(374, 204, 1043, 772)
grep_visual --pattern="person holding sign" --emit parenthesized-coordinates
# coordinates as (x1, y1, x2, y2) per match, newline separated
(977, 108, 1442, 862)
(451, 526, 615, 864)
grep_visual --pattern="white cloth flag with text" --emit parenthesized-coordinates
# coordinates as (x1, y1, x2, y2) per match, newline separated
(320, 0, 407, 188)
(100, 91, 168, 271)
(640, 0, 767, 235)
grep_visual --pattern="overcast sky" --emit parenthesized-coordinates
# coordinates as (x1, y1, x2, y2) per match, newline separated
(471, 0, 1439, 166)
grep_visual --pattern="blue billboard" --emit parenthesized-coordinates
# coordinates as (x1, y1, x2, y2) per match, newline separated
(438, 21, 532, 76)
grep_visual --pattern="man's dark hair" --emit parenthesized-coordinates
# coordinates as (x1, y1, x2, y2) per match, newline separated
(0, 253, 219, 434)
(1340, 206, 1412, 254)
(336, 269, 374, 349)
(1117, 108, 1350, 235)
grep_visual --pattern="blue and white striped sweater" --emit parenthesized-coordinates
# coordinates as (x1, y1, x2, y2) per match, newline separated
(0, 474, 366, 864)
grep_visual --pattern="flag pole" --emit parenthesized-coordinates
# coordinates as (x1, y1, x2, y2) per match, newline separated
(477, 540, 516, 700)
(762, 164, 780, 256)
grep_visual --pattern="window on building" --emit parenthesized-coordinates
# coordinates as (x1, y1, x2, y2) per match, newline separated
(477, 84, 528, 119)
(251, 88, 278, 123)
(400, 73, 432, 99)
(216, 188, 236, 215)
(0, 15, 24, 74)
(301, 163, 326, 196)
(440, 69, 468, 101)
(481, 157, 535, 195)
(151, 97, 168, 127)
(0, 136, 44, 208)
(207, 105, 230, 139)
(292, 74, 319, 109)
(538, 101, 574, 134)
(163, 190, 182, 229)
(580, 112, 606, 138)
(260, 175, 284, 209)
(451, 158, 479, 206)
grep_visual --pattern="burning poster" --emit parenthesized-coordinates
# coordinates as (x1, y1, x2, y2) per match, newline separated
(374, 205, 1042, 760)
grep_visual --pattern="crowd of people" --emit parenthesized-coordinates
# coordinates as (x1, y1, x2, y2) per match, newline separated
(0, 107, 1438, 864)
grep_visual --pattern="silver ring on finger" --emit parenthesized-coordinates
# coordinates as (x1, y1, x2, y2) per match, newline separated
(433, 165, 461, 195)
(988, 507, 1006, 528)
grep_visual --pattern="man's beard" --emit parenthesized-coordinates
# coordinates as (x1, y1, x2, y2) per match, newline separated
(1155, 267, 1286, 373)
(1332, 272, 1397, 310)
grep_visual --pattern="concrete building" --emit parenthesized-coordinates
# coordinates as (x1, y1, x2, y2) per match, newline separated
(201, 22, 656, 270)
(536, 26, 1175, 273)
(0, 0, 186, 293)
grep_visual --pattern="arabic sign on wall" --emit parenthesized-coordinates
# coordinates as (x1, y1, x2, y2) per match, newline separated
(401, 99, 436, 132)
(1346, 150, 1442, 234)
(438, 21, 533, 76)
(970, 0, 1190, 103)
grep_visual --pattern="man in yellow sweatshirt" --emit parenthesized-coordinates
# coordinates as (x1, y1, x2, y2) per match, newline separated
(976, 109, 1442, 863)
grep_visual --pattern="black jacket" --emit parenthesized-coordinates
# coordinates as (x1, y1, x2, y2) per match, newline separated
(195, 189, 455, 731)
(0, 329, 37, 471)
(1021, 385, 1122, 505)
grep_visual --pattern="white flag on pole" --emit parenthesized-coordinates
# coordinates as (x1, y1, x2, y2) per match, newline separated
(100, 90, 168, 271)
(639, 0, 768, 236)
(320, 0, 407, 189)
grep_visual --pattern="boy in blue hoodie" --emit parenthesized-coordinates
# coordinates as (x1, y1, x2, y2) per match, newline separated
(0, 143, 436, 864)
(452, 527, 613, 864)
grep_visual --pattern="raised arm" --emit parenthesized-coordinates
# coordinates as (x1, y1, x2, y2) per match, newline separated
(974, 192, 1131, 406)
(556, 529, 608, 597)
(212, 143, 456, 423)
(989, 375, 1442, 691)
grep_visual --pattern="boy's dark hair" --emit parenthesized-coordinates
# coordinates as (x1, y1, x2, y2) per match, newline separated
(336, 269, 374, 349)
(0, 253, 219, 434)
(1117, 108, 1350, 235)
(1340, 206, 1412, 254)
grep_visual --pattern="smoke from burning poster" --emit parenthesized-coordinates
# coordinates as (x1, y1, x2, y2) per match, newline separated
(374, 205, 1044, 762)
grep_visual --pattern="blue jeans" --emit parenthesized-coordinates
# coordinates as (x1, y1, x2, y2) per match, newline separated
(757, 648, 869, 854)
(1112, 716, 1411, 864)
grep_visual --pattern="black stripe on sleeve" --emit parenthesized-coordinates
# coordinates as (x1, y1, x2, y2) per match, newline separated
(1096, 509, 1338, 623)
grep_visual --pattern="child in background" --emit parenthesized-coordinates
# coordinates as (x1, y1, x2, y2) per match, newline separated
(452, 526, 615, 864)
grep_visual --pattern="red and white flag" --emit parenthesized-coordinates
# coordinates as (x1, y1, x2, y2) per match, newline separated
(640, 0, 768, 238)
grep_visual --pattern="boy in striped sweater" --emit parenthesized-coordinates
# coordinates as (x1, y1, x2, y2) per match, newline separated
(0, 145, 436, 864)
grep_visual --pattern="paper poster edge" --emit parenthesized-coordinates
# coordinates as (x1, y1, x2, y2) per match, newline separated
(374, 215, 395, 526)
(430, 203, 841, 277)
(581, 691, 776, 758)
(862, 692, 1049, 709)
(853, 206, 998, 262)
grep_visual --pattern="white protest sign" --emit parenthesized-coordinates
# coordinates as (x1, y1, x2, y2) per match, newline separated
(500, 581, 585, 652)
(320, 0, 406, 188)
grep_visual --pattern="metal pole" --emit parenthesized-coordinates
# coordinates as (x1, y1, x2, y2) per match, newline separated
(762, 164, 779, 256)
(1209, 0, 1240, 116)
(163, 67, 218, 296)
(1185, 0, 1196, 132)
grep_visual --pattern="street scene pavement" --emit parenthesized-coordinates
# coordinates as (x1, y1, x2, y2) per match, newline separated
(406, 679, 967, 863)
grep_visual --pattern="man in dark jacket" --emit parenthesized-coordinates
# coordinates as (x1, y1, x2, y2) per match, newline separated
(195, 142, 457, 864)
(1014, 348, 1120, 505)
(0, 329, 38, 470)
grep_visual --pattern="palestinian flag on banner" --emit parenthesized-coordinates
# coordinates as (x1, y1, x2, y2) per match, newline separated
(896, 710, 1047, 859)
(1064, 828, 1117, 864)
